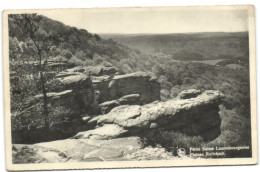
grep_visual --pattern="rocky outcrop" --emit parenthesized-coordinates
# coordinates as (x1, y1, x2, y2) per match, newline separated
(74, 90, 224, 141)
(12, 144, 70, 163)
(12, 65, 161, 144)
(57, 65, 118, 77)
(12, 88, 224, 162)
(99, 94, 141, 114)
(177, 89, 201, 99)
(12, 137, 174, 163)
(92, 72, 161, 105)
(51, 66, 161, 115)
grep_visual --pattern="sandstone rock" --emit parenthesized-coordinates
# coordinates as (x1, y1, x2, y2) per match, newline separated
(91, 90, 223, 140)
(92, 72, 161, 104)
(118, 94, 141, 104)
(73, 124, 127, 140)
(35, 139, 99, 161)
(59, 65, 118, 76)
(99, 100, 120, 114)
(54, 74, 93, 91)
(83, 147, 124, 161)
(99, 94, 141, 114)
(86, 66, 117, 76)
(13, 136, 173, 162)
(34, 90, 73, 105)
(177, 89, 201, 99)
(12, 144, 69, 163)
(49, 73, 95, 114)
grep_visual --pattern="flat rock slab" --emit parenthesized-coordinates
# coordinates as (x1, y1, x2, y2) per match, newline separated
(12, 144, 69, 163)
(96, 90, 223, 129)
(73, 124, 128, 140)
(13, 136, 173, 162)
(77, 90, 223, 141)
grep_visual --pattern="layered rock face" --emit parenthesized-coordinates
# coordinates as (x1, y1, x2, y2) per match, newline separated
(51, 66, 161, 115)
(12, 65, 161, 144)
(92, 72, 161, 105)
(74, 90, 224, 141)
(12, 88, 224, 163)
(12, 64, 225, 162)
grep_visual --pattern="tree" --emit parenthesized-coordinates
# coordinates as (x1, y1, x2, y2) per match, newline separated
(9, 14, 54, 138)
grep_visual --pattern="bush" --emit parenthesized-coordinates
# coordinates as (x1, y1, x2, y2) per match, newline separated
(83, 59, 94, 66)
(69, 56, 84, 66)
(121, 64, 133, 74)
(143, 129, 204, 156)
(93, 53, 104, 65)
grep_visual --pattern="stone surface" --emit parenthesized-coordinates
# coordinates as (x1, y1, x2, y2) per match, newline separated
(76, 90, 224, 140)
(54, 74, 93, 92)
(177, 89, 202, 99)
(35, 139, 99, 161)
(58, 65, 118, 77)
(99, 94, 141, 114)
(92, 72, 161, 105)
(73, 124, 127, 140)
(12, 144, 70, 163)
(13, 136, 174, 163)
(48, 73, 95, 115)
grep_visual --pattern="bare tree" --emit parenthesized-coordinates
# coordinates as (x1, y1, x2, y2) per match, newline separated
(9, 14, 54, 138)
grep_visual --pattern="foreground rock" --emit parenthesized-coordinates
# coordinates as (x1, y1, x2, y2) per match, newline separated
(12, 144, 70, 163)
(12, 89, 224, 162)
(12, 137, 174, 163)
(75, 90, 224, 141)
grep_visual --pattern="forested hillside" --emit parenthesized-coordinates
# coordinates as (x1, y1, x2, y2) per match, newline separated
(101, 32, 249, 62)
(9, 14, 251, 157)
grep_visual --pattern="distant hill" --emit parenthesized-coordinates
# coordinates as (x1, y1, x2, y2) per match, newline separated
(8, 14, 134, 62)
(100, 32, 249, 61)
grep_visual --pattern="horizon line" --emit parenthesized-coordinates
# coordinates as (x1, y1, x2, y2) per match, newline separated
(98, 31, 248, 35)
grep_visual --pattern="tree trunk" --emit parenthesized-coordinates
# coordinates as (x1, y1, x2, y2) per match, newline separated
(37, 48, 49, 140)
(40, 71, 49, 139)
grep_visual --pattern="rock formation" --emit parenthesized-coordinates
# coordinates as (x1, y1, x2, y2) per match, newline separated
(12, 64, 225, 162)
(13, 137, 174, 163)
(74, 90, 224, 141)
(12, 65, 162, 144)
(92, 72, 161, 105)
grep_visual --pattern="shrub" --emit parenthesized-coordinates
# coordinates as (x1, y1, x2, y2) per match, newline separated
(143, 129, 204, 156)
(93, 53, 104, 65)
(121, 64, 133, 74)
(83, 59, 94, 66)
(69, 56, 84, 66)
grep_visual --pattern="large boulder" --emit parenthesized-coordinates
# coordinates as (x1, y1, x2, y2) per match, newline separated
(49, 73, 95, 114)
(92, 72, 161, 104)
(76, 90, 224, 141)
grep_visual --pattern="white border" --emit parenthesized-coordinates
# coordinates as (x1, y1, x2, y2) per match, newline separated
(1, 1, 259, 172)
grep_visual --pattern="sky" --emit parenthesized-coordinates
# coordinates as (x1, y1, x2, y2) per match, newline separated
(38, 7, 248, 34)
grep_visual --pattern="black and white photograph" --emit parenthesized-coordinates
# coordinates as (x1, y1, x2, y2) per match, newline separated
(2, 5, 257, 171)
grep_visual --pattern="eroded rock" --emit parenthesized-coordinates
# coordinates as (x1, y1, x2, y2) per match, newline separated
(177, 89, 202, 99)
(99, 94, 141, 114)
(93, 72, 161, 104)
(76, 90, 224, 140)
(13, 136, 174, 163)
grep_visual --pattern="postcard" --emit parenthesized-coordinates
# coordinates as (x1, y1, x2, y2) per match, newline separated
(2, 5, 257, 171)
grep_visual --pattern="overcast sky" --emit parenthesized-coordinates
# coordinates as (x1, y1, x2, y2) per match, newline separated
(38, 7, 248, 34)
